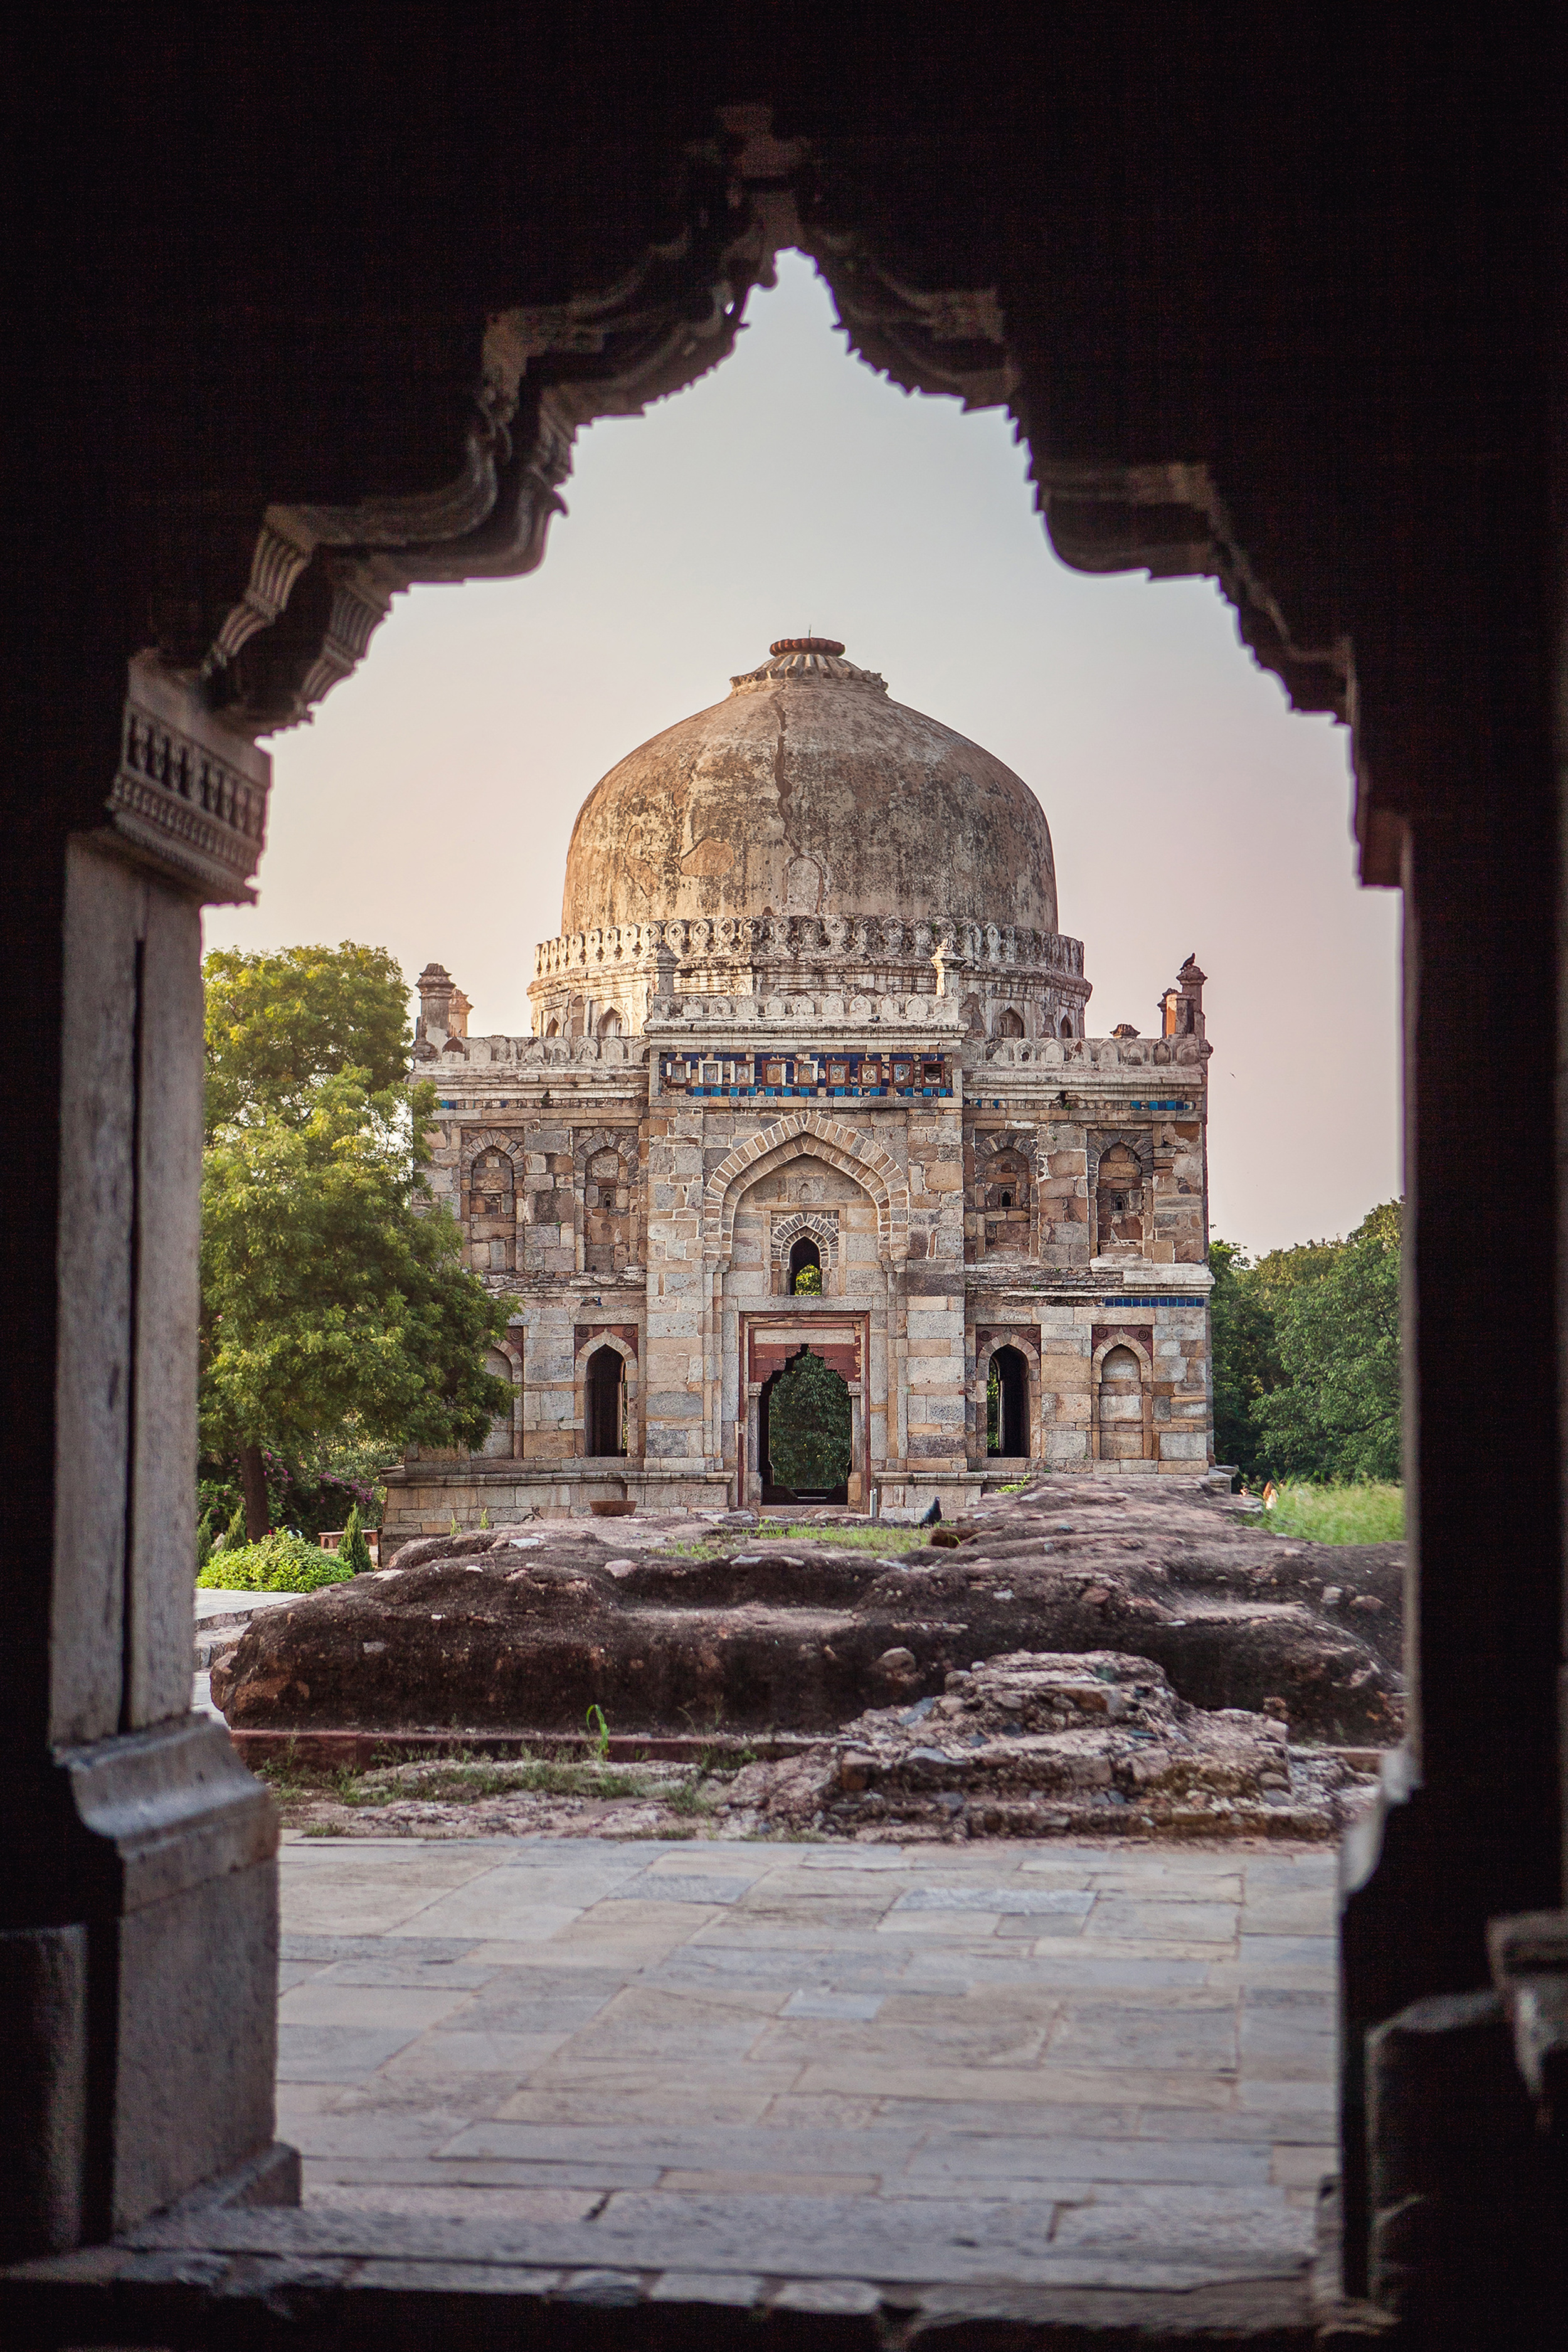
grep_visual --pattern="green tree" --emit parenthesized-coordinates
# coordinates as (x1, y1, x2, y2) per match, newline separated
(201, 943, 509, 1537)
(1254, 1200, 1402, 1481)
(766, 1348, 853, 1493)
(203, 941, 412, 1138)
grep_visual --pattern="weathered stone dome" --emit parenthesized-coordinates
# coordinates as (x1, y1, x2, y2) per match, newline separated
(559, 638, 1060, 935)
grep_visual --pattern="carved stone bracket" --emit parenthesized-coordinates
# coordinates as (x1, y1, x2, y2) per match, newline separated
(107, 656, 270, 903)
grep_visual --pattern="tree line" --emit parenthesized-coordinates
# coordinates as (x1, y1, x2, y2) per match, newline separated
(1207, 1199, 1402, 1486)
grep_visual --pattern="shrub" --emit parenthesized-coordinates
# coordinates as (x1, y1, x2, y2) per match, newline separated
(339, 1505, 373, 1576)
(197, 1530, 355, 1592)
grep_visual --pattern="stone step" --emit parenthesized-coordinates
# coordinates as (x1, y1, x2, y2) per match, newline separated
(193, 1587, 302, 1673)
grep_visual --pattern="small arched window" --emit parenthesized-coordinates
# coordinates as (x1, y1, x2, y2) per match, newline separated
(546, 1017, 560, 1037)
(1059, 1014, 1074, 1039)
(996, 1007, 1024, 1037)
(598, 1007, 622, 1037)
(789, 1236, 822, 1295)
(980, 1152, 1031, 1253)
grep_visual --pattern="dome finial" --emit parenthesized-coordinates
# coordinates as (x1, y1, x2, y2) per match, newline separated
(770, 634, 845, 657)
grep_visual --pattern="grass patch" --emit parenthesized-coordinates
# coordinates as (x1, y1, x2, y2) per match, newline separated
(383, 1760, 667, 1803)
(661, 1780, 718, 1817)
(1265, 1481, 1404, 1545)
(663, 1522, 923, 1561)
(770, 1523, 920, 1554)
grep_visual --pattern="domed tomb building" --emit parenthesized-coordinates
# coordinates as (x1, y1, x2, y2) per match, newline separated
(383, 638, 1214, 1538)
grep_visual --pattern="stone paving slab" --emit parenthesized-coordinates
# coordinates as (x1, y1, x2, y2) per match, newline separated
(276, 1832, 1337, 2288)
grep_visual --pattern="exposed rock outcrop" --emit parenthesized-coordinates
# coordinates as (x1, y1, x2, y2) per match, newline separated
(213, 1477, 1404, 1748)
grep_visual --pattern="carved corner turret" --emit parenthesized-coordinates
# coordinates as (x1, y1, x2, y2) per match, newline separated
(1158, 954, 1208, 1051)
(416, 962, 469, 1041)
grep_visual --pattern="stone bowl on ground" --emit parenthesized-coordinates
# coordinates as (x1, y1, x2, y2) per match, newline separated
(211, 1476, 1404, 1753)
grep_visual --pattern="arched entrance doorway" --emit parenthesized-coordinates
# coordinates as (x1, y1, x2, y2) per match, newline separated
(987, 1343, 1029, 1459)
(585, 1344, 627, 1457)
(760, 1345, 852, 1504)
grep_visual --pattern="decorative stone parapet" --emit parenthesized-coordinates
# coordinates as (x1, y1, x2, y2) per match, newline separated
(644, 993, 965, 1032)
(416, 1032, 650, 1070)
(533, 911, 1087, 977)
(981, 1032, 1210, 1071)
(528, 912, 1092, 1037)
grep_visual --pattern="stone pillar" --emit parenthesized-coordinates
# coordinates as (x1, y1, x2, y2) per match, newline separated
(1338, 500, 1565, 2292)
(0, 660, 292, 2257)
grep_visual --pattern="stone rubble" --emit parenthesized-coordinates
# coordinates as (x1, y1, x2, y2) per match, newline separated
(718, 1649, 1374, 1841)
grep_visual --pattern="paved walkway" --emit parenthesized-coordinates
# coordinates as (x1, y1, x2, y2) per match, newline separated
(278, 1833, 1337, 2292)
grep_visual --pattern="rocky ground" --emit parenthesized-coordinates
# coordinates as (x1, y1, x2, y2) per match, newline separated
(215, 1476, 1403, 1760)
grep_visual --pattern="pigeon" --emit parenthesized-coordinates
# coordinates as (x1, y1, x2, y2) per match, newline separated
(918, 1497, 942, 1528)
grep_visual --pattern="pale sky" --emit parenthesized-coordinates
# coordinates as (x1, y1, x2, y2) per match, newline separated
(207, 253, 1401, 1259)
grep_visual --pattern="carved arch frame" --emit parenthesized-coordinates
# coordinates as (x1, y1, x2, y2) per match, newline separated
(132, 123, 1352, 921)
(972, 1127, 1041, 1259)
(1090, 1332, 1154, 1465)
(705, 1113, 908, 1265)
(770, 1209, 841, 1297)
(573, 1124, 640, 1274)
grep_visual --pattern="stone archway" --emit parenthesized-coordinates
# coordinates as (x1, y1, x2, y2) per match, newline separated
(13, 31, 1567, 2329)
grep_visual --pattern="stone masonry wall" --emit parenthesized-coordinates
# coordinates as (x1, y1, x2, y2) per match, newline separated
(405, 1002, 1211, 1510)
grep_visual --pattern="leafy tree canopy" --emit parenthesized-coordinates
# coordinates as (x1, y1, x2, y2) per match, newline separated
(767, 1348, 852, 1494)
(1207, 1238, 1281, 1483)
(1254, 1200, 1402, 1482)
(204, 940, 411, 1138)
(1209, 1200, 1403, 1485)
(201, 1070, 509, 1472)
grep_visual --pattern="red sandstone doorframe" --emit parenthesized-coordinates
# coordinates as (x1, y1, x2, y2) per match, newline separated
(740, 1311, 870, 1510)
